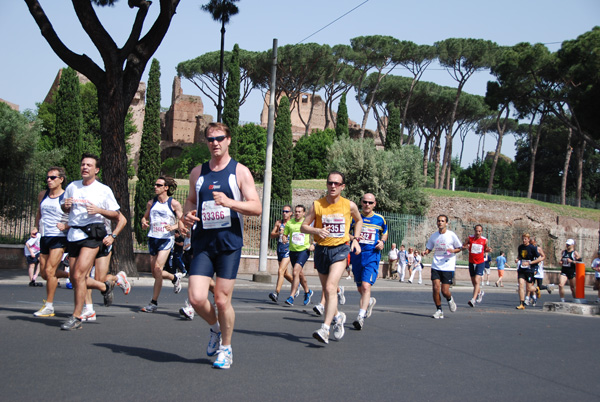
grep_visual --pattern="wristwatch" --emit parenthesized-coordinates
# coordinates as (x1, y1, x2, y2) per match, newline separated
(111, 234, 117, 239)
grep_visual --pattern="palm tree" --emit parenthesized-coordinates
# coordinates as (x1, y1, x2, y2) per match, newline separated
(201, 0, 240, 122)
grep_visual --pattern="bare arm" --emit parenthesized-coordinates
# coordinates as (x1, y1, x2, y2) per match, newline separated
(33, 190, 44, 233)
(103, 211, 127, 247)
(270, 221, 282, 239)
(141, 200, 153, 230)
(212, 164, 261, 216)
(349, 201, 362, 254)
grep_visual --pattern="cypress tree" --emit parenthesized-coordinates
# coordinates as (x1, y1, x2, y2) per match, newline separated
(223, 44, 241, 159)
(55, 67, 84, 184)
(272, 96, 293, 201)
(385, 102, 401, 149)
(335, 93, 349, 139)
(134, 58, 162, 244)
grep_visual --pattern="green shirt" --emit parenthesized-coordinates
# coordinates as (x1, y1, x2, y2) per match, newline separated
(283, 218, 310, 252)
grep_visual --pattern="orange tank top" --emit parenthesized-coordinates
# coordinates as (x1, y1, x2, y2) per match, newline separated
(313, 196, 351, 247)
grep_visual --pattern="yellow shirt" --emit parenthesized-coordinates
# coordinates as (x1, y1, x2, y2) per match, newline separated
(313, 196, 351, 247)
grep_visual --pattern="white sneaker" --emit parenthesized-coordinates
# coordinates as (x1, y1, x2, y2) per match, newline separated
(312, 327, 329, 344)
(33, 302, 55, 317)
(448, 297, 457, 312)
(173, 272, 183, 293)
(366, 297, 376, 318)
(116, 271, 131, 295)
(332, 312, 346, 340)
(432, 309, 444, 319)
(476, 290, 485, 303)
(294, 287, 300, 298)
(80, 306, 96, 322)
(313, 304, 324, 316)
(213, 346, 232, 369)
(207, 329, 222, 357)
(524, 297, 531, 306)
(179, 300, 194, 320)
(337, 286, 345, 305)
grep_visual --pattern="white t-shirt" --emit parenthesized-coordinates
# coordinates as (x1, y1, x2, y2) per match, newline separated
(388, 248, 399, 261)
(24, 233, 41, 256)
(62, 180, 120, 242)
(426, 230, 462, 272)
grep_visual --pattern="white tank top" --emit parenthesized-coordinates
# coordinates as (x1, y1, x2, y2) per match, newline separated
(40, 193, 68, 237)
(148, 199, 176, 240)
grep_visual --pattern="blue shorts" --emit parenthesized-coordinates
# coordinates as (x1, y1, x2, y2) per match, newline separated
(26, 255, 40, 265)
(189, 248, 242, 280)
(148, 237, 174, 256)
(40, 236, 68, 255)
(290, 249, 309, 268)
(351, 250, 381, 286)
(314, 244, 350, 275)
(468, 262, 485, 277)
(431, 268, 454, 285)
(277, 243, 290, 261)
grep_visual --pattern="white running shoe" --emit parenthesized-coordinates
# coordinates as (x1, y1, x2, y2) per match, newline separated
(332, 312, 346, 340)
(313, 304, 324, 316)
(213, 347, 232, 369)
(432, 309, 444, 319)
(476, 290, 485, 303)
(80, 306, 97, 322)
(448, 297, 457, 312)
(116, 271, 131, 295)
(33, 302, 55, 317)
(173, 272, 183, 293)
(312, 327, 329, 344)
(179, 300, 195, 320)
(337, 286, 345, 305)
(207, 329, 222, 357)
(366, 297, 376, 318)
(294, 287, 300, 298)
(524, 297, 531, 306)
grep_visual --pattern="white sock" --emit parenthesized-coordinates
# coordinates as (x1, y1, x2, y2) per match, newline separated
(321, 324, 330, 332)
(85, 303, 94, 311)
(358, 309, 366, 317)
(210, 322, 221, 333)
(221, 344, 231, 351)
(45, 302, 53, 308)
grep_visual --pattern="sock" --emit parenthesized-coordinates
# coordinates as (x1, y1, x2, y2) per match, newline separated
(520, 301, 525, 306)
(45, 302, 53, 308)
(436, 305, 442, 310)
(358, 309, 366, 317)
(151, 299, 158, 306)
(321, 324, 330, 332)
(85, 303, 93, 311)
(210, 322, 220, 333)
(172, 277, 177, 284)
(446, 296, 452, 302)
(221, 344, 231, 352)
(532, 295, 537, 301)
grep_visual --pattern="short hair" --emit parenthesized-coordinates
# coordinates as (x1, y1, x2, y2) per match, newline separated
(205, 122, 231, 138)
(474, 224, 483, 231)
(437, 214, 448, 223)
(159, 176, 177, 196)
(47, 166, 66, 181)
(522, 233, 530, 239)
(295, 204, 306, 212)
(327, 171, 345, 184)
(81, 153, 100, 169)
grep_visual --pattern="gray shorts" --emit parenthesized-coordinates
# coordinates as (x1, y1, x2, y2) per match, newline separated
(313, 244, 350, 275)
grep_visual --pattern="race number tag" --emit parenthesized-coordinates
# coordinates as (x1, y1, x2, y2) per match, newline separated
(201, 200, 231, 229)
(360, 227, 376, 244)
(521, 260, 531, 268)
(470, 243, 483, 254)
(322, 214, 345, 238)
(434, 240, 450, 256)
(151, 222, 169, 233)
(291, 232, 306, 246)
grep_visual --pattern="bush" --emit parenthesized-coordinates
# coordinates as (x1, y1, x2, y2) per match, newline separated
(293, 128, 335, 179)
(161, 143, 211, 178)
(236, 123, 266, 181)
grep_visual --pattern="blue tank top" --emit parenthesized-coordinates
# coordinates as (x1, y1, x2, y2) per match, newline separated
(192, 159, 243, 251)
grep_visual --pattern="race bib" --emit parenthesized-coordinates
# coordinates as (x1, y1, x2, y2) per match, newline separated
(434, 240, 450, 256)
(521, 260, 531, 268)
(201, 200, 231, 229)
(291, 232, 306, 246)
(470, 243, 483, 254)
(151, 222, 169, 233)
(360, 227, 377, 244)
(322, 214, 345, 238)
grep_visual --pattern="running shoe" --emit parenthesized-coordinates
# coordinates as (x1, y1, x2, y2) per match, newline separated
(536, 287, 541, 298)
(268, 292, 278, 303)
(366, 297, 376, 318)
(532, 298, 537, 307)
(547, 284, 555, 294)
(66, 282, 73, 289)
(285, 296, 294, 306)
(332, 312, 346, 340)
(486, 281, 490, 286)
(468, 299, 475, 307)
(179, 300, 194, 320)
(448, 297, 457, 312)
(80, 306, 96, 322)
(213, 347, 232, 369)
(116, 271, 131, 295)
(338, 286, 345, 305)
(303, 289, 313, 306)
(102, 280, 115, 307)
(432, 309, 444, 319)
(313, 303, 324, 316)
(173, 272, 183, 294)
(408, 280, 412, 284)
(141, 303, 158, 313)
(207, 329, 222, 357)
(353, 315, 364, 330)
(33, 302, 55, 317)
(294, 287, 300, 298)
(476, 290, 485, 303)
(29, 280, 36, 287)
(312, 327, 329, 344)
(61, 316, 82, 330)
(560, 298, 566, 302)
(524, 297, 530, 306)
(516, 304, 525, 310)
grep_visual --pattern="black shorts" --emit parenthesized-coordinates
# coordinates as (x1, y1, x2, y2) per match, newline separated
(313, 244, 350, 275)
(40, 236, 68, 255)
(518, 269, 535, 283)
(431, 268, 454, 285)
(96, 244, 113, 259)
(561, 267, 576, 280)
(468, 262, 485, 277)
(189, 248, 242, 280)
(68, 238, 102, 258)
(26, 255, 39, 265)
(290, 249, 310, 268)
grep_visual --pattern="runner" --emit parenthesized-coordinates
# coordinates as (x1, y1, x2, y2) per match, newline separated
(301, 171, 362, 344)
(462, 224, 491, 307)
(515, 233, 544, 310)
(422, 215, 462, 319)
(183, 122, 261, 369)
(268, 205, 296, 303)
(558, 239, 580, 302)
(350, 193, 387, 330)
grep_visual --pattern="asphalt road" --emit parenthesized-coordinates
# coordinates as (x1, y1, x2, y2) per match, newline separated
(1, 270, 599, 401)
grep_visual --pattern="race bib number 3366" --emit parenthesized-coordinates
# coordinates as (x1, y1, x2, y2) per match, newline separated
(201, 200, 231, 229)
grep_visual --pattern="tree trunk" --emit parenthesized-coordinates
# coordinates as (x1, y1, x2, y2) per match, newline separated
(527, 116, 543, 199)
(487, 106, 509, 194)
(575, 139, 586, 207)
(560, 128, 573, 205)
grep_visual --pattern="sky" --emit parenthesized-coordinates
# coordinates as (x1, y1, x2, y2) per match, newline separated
(1, 0, 599, 168)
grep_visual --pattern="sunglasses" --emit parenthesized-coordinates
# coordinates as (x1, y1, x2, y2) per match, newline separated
(282, 210, 291, 213)
(327, 181, 343, 187)
(362, 200, 375, 205)
(207, 135, 227, 143)
(154, 183, 164, 187)
(46, 176, 59, 180)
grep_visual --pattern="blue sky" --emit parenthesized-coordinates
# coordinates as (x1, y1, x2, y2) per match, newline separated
(1, 0, 598, 167)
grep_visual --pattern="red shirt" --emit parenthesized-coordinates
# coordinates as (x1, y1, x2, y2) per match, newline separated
(467, 235, 487, 264)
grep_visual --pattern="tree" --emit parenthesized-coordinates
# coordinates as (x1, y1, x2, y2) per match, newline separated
(292, 129, 335, 180)
(236, 123, 266, 180)
(26, 0, 181, 274)
(134, 58, 162, 245)
(272, 96, 293, 201)
(335, 93, 349, 139)
(201, 0, 240, 122)
(54, 67, 84, 184)
(384, 102, 401, 149)
(223, 44, 240, 158)
(161, 143, 211, 178)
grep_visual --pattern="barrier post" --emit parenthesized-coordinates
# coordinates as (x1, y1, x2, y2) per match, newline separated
(574, 262, 586, 304)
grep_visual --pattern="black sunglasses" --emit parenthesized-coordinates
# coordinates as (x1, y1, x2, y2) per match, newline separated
(327, 181, 343, 187)
(46, 176, 59, 180)
(207, 135, 226, 143)
(362, 200, 375, 205)
(154, 183, 164, 187)
(282, 210, 291, 213)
